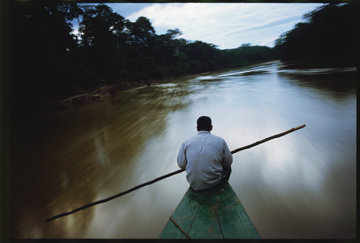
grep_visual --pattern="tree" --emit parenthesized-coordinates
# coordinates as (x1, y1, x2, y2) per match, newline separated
(9, 2, 81, 107)
(274, 2, 359, 63)
(77, 4, 128, 85)
(9, 1, 279, 111)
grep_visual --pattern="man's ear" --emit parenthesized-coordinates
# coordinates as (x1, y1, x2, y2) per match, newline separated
(197, 126, 199, 131)
(210, 125, 213, 131)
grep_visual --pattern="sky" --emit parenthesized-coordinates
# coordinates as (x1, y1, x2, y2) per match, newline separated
(103, 3, 324, 50)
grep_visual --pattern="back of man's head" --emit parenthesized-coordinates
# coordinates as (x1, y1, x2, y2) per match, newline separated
(197, 116, 212, 131)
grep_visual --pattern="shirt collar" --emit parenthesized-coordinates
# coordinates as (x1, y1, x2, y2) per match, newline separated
(197, 130, 211, 135)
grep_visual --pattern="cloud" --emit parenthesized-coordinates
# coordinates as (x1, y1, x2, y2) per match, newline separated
(224, 16, 302, 36)
(120, 3, 324, 49)
(107, 3, 153, 19)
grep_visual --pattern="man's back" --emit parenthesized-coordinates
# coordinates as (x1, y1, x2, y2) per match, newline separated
(177, 130, 232, 191)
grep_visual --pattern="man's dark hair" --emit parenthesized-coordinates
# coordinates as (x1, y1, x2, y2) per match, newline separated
(197, 116, 212, 131)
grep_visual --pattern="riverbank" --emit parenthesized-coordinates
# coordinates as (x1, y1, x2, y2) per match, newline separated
(44, 73, 202, 111)
(280, 55, 356, 69)
(43, 64, 258, 110)
(44, 56, 356, 111)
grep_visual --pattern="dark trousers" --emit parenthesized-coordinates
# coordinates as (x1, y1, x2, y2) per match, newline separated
(222, 167, 232, 181)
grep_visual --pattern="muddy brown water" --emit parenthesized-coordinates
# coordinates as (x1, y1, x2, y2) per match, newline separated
(8, 61, 356, 238)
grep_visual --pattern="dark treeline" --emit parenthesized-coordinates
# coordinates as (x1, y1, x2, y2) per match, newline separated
(9, 2, 357, 113)
(274, 2, 358, 67)
(8, 2, 276, 111)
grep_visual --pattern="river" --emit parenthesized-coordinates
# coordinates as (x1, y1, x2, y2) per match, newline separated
(8, 61, 356, 239)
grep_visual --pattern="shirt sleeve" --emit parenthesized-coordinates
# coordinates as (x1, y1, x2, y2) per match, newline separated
(222, 140, 233, 169)
(177, 143, 187, 170)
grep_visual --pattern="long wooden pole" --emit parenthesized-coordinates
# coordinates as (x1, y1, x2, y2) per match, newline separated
(230, 124, 306, 154)
(47, 124, 305, 222)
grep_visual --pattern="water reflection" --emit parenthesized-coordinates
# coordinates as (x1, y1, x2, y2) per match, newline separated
(9, 110, 98, 237)
(277, 70, 356, 102)
(8, 61, 356, 239)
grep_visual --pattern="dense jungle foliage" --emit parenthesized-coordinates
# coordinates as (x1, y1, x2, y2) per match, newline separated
(274, 2, 358, 66)
(8, 2, 276, 109)
(8, 2, 357, 112)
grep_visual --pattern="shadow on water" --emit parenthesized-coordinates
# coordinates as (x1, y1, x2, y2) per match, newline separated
(233, 70, 269, 76)
(8, 82, 193, 238)
(9, 110, 98, 237)
(278, 70, 356, 102)
(199, 78, 224, 82)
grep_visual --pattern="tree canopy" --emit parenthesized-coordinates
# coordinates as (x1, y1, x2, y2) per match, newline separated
(274, 2, 358, 64)
(9, 2, 278, 111)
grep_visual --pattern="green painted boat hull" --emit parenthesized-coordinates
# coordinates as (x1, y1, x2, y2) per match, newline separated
(159, 180, 261, 239)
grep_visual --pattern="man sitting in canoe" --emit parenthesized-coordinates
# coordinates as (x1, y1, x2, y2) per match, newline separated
(177, 116, 233, 191)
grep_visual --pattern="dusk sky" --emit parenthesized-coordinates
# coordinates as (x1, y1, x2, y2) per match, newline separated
(104, 3, 325, 49)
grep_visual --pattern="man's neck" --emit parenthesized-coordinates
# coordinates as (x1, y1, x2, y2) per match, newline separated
(198, 130, 211, 134)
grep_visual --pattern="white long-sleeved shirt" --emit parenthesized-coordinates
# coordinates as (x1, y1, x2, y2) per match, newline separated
(177, 130, 233, 191)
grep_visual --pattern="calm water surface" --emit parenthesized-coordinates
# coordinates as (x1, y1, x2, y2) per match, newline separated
(9, 61, 356, 239)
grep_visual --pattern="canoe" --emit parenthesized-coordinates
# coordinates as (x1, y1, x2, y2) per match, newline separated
(158, 179, 261, 239)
